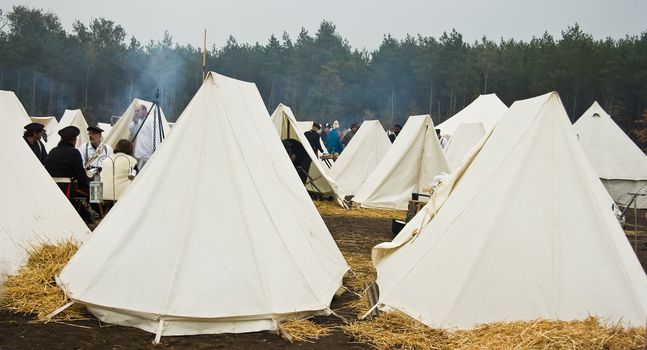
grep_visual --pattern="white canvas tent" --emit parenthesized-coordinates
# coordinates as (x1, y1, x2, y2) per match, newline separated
(57, 72, 348, 340)
(436, 93, 508, 137)
(102, 98, 170, 152)
(353, 115, 450, 210)
(329, 120, 391, 196)
(0, 90, 31, 132)
(97, 122, 113, 137)
(30, 116, 59, 139)
(573, 102, 647, 208)
(270, 104, 346, 203)
(443, 122, 487, 170)
(46, 109, 90, 151)
(0, 112, 89, 285)
(371, 92, 647, 329)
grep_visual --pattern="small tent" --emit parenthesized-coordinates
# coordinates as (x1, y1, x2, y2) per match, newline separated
(353, 115, 450, 210)
(46, 109, 90, 151)
(270, 104, 346, 203)
(102, 98, 170, 153)
(0, 90, 31, 132)
(443, 122, 487, 170)
(329, 120, 391, 196)
(57, 72, 348, 340)
(97, 122, 113, 137)
(372, 92, 647, 329)
(573, 102, 647, 208)
(436, 94, 508, 137)
(0, 111, 89, 285)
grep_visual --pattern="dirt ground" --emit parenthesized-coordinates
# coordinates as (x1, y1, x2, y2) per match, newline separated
(0, 205, 645, 350)
(0, 206, 396, 350)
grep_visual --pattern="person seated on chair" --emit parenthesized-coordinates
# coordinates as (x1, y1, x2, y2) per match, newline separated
(23, 122, 48, 165)
(45, 126, 93, 223)
(282, 139, 311, 184)
(101, 139, 138, 202)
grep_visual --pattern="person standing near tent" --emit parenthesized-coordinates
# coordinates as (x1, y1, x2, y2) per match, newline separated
(321, 123, 331, 150)
(341, 123, 359, 149)
(23, 122, 48, 165)
(387, 124, 402, 143)
(304, 123, 324, 157)
(45, 126, 93, 222)
(327, 120, 343, 154)
(129, 104, 155, 170)
(79, 126, 113, 171)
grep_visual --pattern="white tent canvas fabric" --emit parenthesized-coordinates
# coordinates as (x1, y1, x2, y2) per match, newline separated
(0, 90, 31, 132)
(0, 112, 89, 285)
(30, 116, 59, 139)
(436, 94, 508, 137)
(329, 120, 391, 196)
(97, 122, 113, 137)
(372, 92, 647, 329)
(573, 101, 647, 208)
(57, 72, 348, 338)
(270, 104, 345, 202)
(102, 98, 170, 152)
(443, 122, 487, 170)
(353, 115, 450, 210)
(46, 109, 90, 151)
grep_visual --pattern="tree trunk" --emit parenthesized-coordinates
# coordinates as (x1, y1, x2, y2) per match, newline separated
(267, 77, 276, 110)
(85, 66, 90, 109)
(48, 80, 54, 114)
(428, 83, 433, 117)
(16, 70, 21, 97)
(104, 82, 109, 107)
(32, 75, 36, 113)
(129, 77, 134, 102)
(483, 71, 489, 94)
(391, 86, 395, 122)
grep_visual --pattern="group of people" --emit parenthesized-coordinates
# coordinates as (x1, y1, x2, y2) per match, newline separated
(21, 104, 156, 224)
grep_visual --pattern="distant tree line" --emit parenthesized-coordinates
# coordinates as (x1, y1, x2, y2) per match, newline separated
(1, 6, 646, 145)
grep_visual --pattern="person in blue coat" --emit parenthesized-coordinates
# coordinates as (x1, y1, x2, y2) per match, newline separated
(327, 120, 343, 154)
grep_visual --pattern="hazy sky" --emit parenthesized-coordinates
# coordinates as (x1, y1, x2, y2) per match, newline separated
(1, 0, 645, 50)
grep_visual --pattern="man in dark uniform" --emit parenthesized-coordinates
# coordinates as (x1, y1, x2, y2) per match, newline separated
(23, 122, 48, 165)
(46, 126, 93, 222)
(282, 139, 311, 184)
(304, 123, 324, 157)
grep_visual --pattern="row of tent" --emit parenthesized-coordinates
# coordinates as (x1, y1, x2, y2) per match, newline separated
(0, 73, 646, 341)
(280, 92, 647, 211)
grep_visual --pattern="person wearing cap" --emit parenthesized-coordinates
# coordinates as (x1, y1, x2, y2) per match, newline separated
(304, 123, 324, 157)
(45, 126, 93, 222)
(79, 125, 113, 170)
(23, 122, 48, 165)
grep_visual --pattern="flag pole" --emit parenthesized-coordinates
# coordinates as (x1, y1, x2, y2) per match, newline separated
(202, 29, 207, 81)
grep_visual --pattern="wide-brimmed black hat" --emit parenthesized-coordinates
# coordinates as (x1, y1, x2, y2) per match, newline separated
(87, 126, 104, 133)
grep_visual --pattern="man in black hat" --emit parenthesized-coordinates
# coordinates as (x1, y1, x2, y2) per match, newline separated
(46, 126, 93, 222)
(79, 125, 113, 171)
(23, 122, 48, 165)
